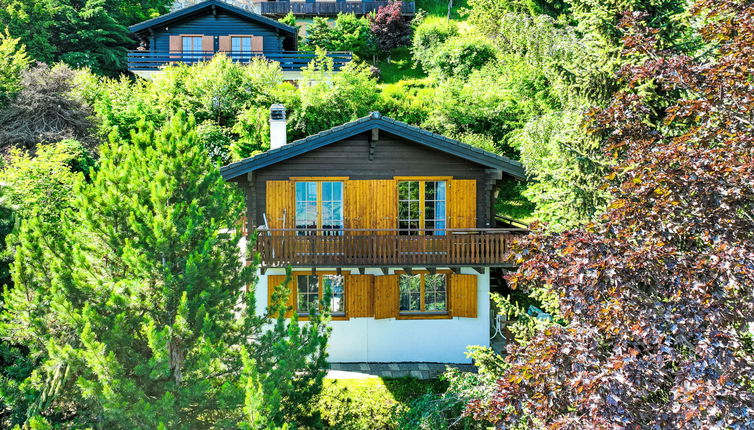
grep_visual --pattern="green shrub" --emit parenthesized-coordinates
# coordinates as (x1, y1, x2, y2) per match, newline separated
(317, 377, 446, 430)
(304, 14, 376, 59)
(411, 18, 459, 73)
(432, 36, 497, 78)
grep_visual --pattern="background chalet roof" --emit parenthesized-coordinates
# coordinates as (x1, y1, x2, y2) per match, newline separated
(221, 112, 527, 180)
(128, 0, 297, 35)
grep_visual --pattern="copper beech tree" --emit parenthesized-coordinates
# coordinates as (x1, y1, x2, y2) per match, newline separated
(470, 1, 754, 428)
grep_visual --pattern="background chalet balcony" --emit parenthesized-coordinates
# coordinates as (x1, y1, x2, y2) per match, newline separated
(254, 229, 528, 269)
(127, 50, 352, 72)
(259, 1, 416, 16)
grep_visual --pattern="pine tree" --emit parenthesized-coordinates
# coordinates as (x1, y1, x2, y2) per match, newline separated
(0, 114, 329, 428)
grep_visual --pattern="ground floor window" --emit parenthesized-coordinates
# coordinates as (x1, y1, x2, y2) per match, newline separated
(296, 274, 345, 316)
(399, 273, 447, 313)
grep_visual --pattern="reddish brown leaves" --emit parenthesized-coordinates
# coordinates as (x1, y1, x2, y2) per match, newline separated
(471, 1, 754, 428)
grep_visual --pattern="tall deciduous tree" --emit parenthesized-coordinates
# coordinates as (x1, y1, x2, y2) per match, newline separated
(0, 114, 329, 429)
(0, 29, 30, 108)
(469, 2, 754, 427)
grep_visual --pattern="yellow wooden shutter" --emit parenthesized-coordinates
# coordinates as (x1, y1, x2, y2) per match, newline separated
(267, 274, 295, 318)
(374, 275, 398, 319)
(345, 180, 371, 232)
(265, 181, 294, 235)
(373, 180, 397, 234)
(450, 274, 477, 318)
(202, 35, 214, 53)
(448, 180, 477, 229)
(252, 35, 264, 52)
(345, 274, 374, 317)
(218, 36, 231, 52)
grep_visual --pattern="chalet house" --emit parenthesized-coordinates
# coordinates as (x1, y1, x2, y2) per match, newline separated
(221, 105, 527, 363)
(127, 0, 351, 80)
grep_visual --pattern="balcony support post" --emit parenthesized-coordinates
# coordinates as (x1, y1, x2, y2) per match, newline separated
(380, 267, 389, 275)
(403, 267, 413, 275)
(472, 267, 484, 274)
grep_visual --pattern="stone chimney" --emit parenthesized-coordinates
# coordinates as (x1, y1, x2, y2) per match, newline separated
(269, 104, 287, 150)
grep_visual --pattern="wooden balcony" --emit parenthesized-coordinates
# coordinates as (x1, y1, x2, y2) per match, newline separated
(127, 50, 352, 72)
(259, 1, 416, 16)
(254, 228, 527, 270)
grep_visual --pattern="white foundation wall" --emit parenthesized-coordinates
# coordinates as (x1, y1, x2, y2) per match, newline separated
(255, 268, 490, 363)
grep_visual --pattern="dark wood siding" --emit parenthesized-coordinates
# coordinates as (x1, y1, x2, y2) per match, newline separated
(237, 131, 499, 229)
(152, 10, 285, 53)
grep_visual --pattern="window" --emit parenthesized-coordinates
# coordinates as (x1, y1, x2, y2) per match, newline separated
(399, 273, 447, 313)
(231, 36, 252, 54)
(182, 36, 203, 60)
(297, 275, 319, 314)
(398, 180, 446, 235)
(296, 274, 345, 315)
(295, 181, 343, 236)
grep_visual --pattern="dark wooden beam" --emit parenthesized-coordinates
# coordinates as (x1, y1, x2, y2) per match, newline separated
(311, 268, 317, 275)
(336, 267, 342, 276)
(450, 267, 461, 274)
(403, 267, 413, 275)
(380, 267, 389, 275)
(427, 267, 437, 274)
(369, 128, 378, 161)
(472, 267, 484, 274)
(260, 267, 267, 275)
(358, 267, 366, 275)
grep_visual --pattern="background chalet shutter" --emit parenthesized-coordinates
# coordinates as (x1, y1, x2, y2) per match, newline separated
(448, 179, 477, 229)
(374, 275, 398, 319)
(265, 181, 294, 235)
(252, 35, 264, 52)
(169, 35, 181, 52)
(169, 35, 181, 59)
(345, 274, 374, 317)
(345, 180, 371, 232)
(373, 180, 397, 234)
(201, 35, 214, 53)
(450, 274, 477, 318)
(267, 275, 295, 318)
(218, 36, 231, 52)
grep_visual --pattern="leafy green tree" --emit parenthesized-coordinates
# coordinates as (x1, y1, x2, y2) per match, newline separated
(290, 51, 379, 140)
(0, 114, 329, 428)
(304, 14, 375, 59)
(431, 36, 498, 78)
(411, 18, 459, 73)
(278, 11, 297, 28)
(0, 29, 30, 108)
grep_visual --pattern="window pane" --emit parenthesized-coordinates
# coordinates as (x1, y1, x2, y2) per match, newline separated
(297, 275, 319, 313)
(424, 274, 447, 312)
(232, 37, 240, 52)
(295, 182, 318, 235)
(243, 37, 251, 51)
(399, 274, 421, 311)
(324, 275, 345, 314)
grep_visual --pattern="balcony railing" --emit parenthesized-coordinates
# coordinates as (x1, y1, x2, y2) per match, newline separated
(259, 1, 416, 16)
(254, 228, 528, 268)
(127, 51, 353, 72)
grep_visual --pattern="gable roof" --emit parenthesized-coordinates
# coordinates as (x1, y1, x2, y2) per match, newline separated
(220, 112, 527, 180)
(129, 0, 296, 35)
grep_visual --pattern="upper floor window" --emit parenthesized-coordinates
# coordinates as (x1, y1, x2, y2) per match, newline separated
(296, 274, 345, 315)
(399, 273, 447, 313)
(182, 36, 203, 59)
(295, 181, 343, 236)
(231, 36, 252, 54)
(398, 180, 446, 235)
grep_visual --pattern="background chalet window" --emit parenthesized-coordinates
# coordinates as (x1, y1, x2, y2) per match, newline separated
(181, 36, 203, 59)
(399, 273, 447, 313)
(398, 180, 446, 235)
(231, 36, 252, 54)
(296, 274, 345, 315)
(295, 181, 343, 236)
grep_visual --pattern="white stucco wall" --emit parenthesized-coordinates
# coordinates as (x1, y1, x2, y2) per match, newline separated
(255, 267, 490, 363)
